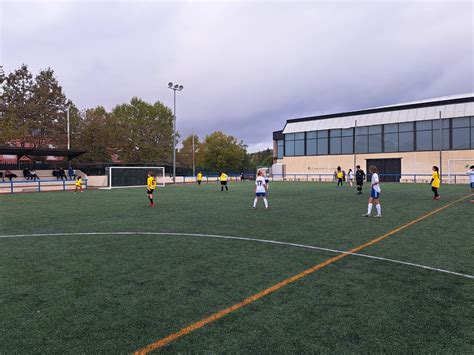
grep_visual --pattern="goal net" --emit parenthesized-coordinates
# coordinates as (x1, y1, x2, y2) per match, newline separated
(106, 167, 165, 189)
(447, 159, 473, 184)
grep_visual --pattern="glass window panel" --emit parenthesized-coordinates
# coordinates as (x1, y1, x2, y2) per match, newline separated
(433, 129, 450, 150)
(416, 120, 432, 130)
(399, 131, 414, 151)
(306, 131, 317, 139)
(317, 138, 328, 155)
(330, 129, 342, 137)
(285, 140, 294, 156)
(471, 127, 474, 148)
(452, 117, 470, 128)
(399, 122, 414, 132)
(295, 140, 305, 155)
(416, 130, 432, 150)
(356, 126, 368, 135)
(452, 128, 470, 149)
(277, 144, 283, 159)
(285, 133, 295, 141)
(341, 136, 353, 154)
(317, 130, 328, 138)
(433, 119, 450, 129)
(342, 128, 353, 137)
(384, 132, 398, 152)
(306, 139, 317, 155)
(355, 135, 368, 153)
(471, 117, 474, 127)
(330, 137, 341, 154)
(369, 125, 382, 134)
(384, 124, 398, 133)
(277, 139, 284, 147)
(295, 133, 305, 140)
(368, 134, 382, 153)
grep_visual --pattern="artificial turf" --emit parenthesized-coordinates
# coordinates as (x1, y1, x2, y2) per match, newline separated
(0, 181, 473, 353)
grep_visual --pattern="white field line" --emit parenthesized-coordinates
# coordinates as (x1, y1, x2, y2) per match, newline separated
(1, 232, 473, 280)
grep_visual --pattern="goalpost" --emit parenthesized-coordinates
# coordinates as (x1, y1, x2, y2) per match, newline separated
(447, 159, 472, 184)
(106, 166, 166, 189)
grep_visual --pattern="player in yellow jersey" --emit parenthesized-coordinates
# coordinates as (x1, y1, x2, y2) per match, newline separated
(336, 166, 344, 187)
(74, 176, 83, 193)
(430, 166, 440, 200)
(147, 172, 157, 207)
(219, 171, 229, 191)
(197, 171, 203, 185)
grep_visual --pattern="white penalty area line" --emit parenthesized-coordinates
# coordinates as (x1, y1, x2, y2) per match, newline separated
(1, 231, 473, 280)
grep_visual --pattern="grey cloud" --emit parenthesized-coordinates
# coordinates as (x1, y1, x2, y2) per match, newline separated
(1, 0, 472, 152)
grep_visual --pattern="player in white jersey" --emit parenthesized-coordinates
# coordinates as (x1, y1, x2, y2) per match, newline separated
(253, 170, 269, 209)
(467, 165, 474, 203)
(363, 165, 382, 217)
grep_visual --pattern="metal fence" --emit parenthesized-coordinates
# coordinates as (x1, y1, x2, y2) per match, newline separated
(0, 179, 88, 194)
(269, 173, 470, 184)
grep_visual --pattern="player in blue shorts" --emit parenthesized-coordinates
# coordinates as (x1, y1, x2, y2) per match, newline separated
(253, 170, 269, 209)
(363, 165, 382, 217)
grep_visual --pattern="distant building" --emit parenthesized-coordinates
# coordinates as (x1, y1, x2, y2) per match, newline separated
(273, 94, 474, 180)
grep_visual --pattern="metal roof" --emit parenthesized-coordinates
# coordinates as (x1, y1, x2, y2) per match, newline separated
(0, 147, 87, 159)
(283, 93, 474, 134)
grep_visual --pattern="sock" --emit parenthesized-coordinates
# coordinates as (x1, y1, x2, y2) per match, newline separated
(376, 204, 381, 216)
(150, 198, 154, 204)
(225, 186, 228, 191)
(263, 198, 268, 208)
(221, 186, 223, 191)
(367, 203, 373, 215)
(253, 198, 258, 208)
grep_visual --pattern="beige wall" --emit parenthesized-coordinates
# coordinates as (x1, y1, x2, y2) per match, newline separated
(276, 150, 474, 175)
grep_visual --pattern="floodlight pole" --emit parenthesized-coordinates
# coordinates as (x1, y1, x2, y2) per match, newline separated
(192, 134, 195, 177)
(439, 110, 443, 179)
(168, 82, 184, 184)
(353, 119, 357, 172)
(67, 106, 71, 150)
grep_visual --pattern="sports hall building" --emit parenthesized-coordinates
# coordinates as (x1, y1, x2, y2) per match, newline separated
(272, 94, 474, 181)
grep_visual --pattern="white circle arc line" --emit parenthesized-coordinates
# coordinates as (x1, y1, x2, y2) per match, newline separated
(1, 231, 472, 280)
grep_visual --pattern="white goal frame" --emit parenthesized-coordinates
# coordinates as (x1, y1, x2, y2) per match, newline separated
(447, 159, 472, 184)
(106, 166, 166, 189)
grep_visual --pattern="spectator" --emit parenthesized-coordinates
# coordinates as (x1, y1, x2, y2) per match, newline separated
(4, 169, 18, 181)
(0, 171, 4, 182)
(240, 172, 245, 182)
(68, 166, 76, 180)
(23, 168, 32, 180)
(59, 167, 67, 180)
(30, 169, 39, 181)
(53, 168, 59, 179)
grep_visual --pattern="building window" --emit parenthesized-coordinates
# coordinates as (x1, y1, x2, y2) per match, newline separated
(342, 128, 354, 154)
(285, 133, 295, 156)
(399, 122, 414, 151)
(317, 130, 329, 155)
(383, 123, 398, 152)
(277, 140, 284, 159)
(355, 127, 368, 153)
(451, 117, 470, 149)
(294, 133, 305, 155)
(306, 131, 317, 155)
(416, 121, 433, 150)
(329, 129, 342, 154)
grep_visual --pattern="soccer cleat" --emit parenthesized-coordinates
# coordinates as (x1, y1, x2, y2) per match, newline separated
(373, 214, 382, 218)
(362, 213, 370, 217)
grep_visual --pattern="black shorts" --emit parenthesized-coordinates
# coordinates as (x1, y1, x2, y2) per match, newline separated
(220, 181, 227, 186)
(356, 180, 364, 186)
(147, 189, 155, 194)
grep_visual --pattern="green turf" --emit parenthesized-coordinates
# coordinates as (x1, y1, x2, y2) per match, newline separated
(0, 181, 473, 353)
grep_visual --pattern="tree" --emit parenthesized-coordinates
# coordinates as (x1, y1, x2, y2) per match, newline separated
(111, 97, 174, 163)
(1, 64, 35, 146)
(177, 134, 201, 168)
(201, 131, 247, 172)
(73, 106, 116, 163)
(248, 148, 273, 170)
(1, 64, 70, 147)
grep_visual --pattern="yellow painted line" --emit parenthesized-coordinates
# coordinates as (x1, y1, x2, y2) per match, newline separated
(134, 194, 472, 354)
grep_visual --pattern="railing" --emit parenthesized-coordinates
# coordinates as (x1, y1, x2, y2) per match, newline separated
(174, 175, 243, 184)
(269, 173, 470, 184)
(0, 179, 88, 194)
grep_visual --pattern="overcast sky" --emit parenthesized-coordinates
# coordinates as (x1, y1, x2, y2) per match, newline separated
(1, 0, 473, 152)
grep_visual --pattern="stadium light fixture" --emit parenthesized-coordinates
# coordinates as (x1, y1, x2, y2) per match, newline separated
(168, 82, 184, 184)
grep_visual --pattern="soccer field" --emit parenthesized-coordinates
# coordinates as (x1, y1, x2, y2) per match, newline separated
(1, 181, 473, 353)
